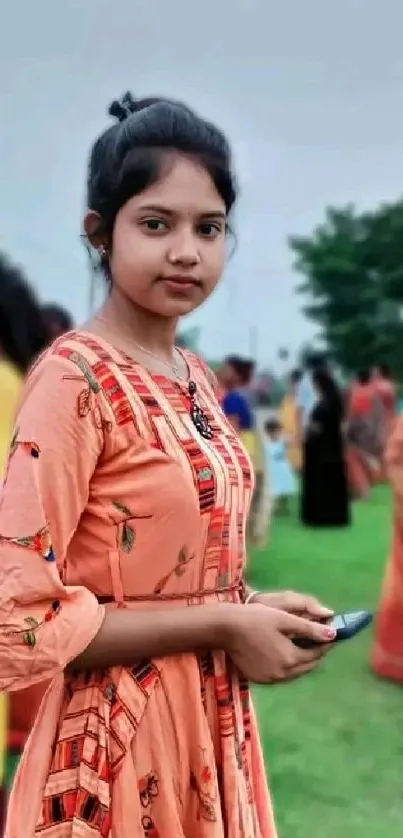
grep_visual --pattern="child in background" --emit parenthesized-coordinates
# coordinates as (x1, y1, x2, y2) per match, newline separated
(264, 418, 297, 515)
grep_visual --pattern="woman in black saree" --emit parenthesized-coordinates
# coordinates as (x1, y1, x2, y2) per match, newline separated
(301, 367, 350, 528)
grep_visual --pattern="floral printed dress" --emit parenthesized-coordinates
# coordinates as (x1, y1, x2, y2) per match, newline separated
(0, 331, 276, 838)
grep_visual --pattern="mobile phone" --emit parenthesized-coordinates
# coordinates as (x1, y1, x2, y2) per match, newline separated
(293, 610, 373, 650)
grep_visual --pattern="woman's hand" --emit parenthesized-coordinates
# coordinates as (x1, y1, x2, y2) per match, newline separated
(253, 590, 333, 622)
(224, 604, 336, 685)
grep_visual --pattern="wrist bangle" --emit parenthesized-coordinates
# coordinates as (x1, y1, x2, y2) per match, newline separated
(244, 590, 261, 605)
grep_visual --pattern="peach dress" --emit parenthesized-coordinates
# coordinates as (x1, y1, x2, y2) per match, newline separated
(0, 332, 276, 838)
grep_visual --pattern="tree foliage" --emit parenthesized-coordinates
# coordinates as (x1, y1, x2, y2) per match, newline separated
(289, 200, 403, 376)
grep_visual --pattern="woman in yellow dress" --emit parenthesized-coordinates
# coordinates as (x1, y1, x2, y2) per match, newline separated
(278, 369, 303, 472)
(0, 255, 52, 829)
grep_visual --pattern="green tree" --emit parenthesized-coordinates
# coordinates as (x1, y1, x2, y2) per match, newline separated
(289, 200, 403, 376)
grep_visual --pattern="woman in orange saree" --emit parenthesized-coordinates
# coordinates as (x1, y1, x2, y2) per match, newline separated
(372, 416, 403, 681)
(345, 371, 384, 498)
(371, 365, 398, 476)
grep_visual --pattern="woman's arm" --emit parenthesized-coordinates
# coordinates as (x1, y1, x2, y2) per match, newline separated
(72, 602, 235, 669)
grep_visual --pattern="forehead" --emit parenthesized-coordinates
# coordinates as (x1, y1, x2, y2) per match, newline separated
(129, 155, 226, 214)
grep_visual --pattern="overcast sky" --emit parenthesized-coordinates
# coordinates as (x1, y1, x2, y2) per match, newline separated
(1, 0, 403, 365)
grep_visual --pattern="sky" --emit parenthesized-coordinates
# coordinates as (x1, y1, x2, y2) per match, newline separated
(1, 0, 403, 366)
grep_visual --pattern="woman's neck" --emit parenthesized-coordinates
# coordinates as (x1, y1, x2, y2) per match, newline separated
(95, 289, 178, 360)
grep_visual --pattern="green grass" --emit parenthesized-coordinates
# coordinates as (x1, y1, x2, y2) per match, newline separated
(248, 486, 403, 838)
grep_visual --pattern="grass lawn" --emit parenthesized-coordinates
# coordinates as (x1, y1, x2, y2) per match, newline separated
(248, 486, 403, 838)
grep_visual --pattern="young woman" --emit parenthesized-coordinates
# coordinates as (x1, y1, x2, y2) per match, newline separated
(301, 368, 350, 528)
(0, 92, 336, 838)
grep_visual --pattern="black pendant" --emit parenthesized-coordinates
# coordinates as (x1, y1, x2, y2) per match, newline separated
(188, 380, 214, 440)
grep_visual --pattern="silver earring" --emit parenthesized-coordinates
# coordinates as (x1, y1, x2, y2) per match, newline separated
(98, 245, 107, 259)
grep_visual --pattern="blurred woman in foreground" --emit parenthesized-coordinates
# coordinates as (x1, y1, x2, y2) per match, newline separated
(372, 417, 403, 681)
(0, 255, 52, 827)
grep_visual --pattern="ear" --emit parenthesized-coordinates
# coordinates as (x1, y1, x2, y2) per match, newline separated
(83, 211, 107, 250)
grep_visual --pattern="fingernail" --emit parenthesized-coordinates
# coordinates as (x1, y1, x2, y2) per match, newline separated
(323, 627, 336, 639)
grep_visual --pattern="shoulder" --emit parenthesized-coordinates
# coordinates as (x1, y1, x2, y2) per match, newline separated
(27, 329, 119, 385)
(20, 332, 114, 436)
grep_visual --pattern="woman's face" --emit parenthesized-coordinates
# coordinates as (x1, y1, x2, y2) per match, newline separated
(97, 155, 227, 318)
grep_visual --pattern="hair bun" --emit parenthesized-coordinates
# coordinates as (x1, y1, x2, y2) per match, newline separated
(108, 91, 138, 123)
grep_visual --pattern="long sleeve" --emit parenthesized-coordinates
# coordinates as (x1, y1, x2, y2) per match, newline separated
(0, 352, 107, 692)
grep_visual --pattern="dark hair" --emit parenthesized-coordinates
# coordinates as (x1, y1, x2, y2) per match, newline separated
(312, 368, 343, 416)
(290, 368, 302, 385)
(0, 254, 52, 374)
(357, 368, 370, 384)
(379, 363, 391, 379)
(265, 418, 281, 435)
(225, 355, 255, 386)
(87, 91, 237, 271)
(42, 303, 74, 335)
(305, 352, 328, 372)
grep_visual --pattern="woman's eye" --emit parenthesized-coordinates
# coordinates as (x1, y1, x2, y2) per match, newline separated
(198, 222, 222, 238)
(142, 218, 168, 232)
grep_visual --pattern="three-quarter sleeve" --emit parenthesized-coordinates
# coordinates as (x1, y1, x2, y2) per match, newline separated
(0, 353, 107, 692)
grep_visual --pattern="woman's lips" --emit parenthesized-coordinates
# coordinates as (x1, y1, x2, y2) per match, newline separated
(158, 275, 201, 292)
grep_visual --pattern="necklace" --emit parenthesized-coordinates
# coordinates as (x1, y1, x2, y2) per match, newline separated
(93, 315, 181, 379)
(128, 337, 182, 379)
(92, 315, 214, 440)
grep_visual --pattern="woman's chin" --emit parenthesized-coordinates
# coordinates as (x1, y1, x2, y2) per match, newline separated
(152, 298, 204, 319)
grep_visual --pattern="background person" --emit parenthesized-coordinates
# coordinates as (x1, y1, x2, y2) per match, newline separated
(345, 369, 383, 498)
(220, 355, 270, 545)
(263, 418, 296, 515)
(278, 369, 302, 472)
(301, 367, 350, 528)
(41, 303, 74, 339)
(372, 416, 403, 682)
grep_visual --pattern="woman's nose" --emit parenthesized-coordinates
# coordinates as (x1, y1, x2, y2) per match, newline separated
(167, 232, 201, 266)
